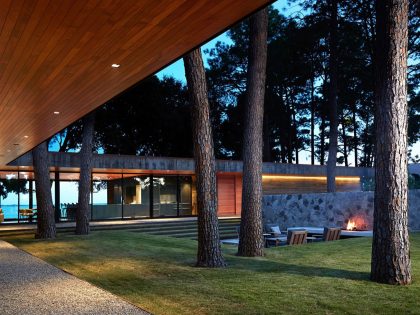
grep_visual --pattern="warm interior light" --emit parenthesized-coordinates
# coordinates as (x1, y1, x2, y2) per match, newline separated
(262, 175, 360, 182)
(53, 111, 60, 115)
(23, 135, 29, 138)
(111, 63, 120, 68)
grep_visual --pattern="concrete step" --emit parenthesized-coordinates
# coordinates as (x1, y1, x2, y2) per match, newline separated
(0, 218, 241, 238)
(139, 226, 237, 237)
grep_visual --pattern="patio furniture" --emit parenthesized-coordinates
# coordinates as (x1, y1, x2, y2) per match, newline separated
(265, 224, 286, 246)
(18, 209, 37, 223)
(64, 203, 78, 220)
(287, 230, 307, 245)
(323, 227, 341, 241)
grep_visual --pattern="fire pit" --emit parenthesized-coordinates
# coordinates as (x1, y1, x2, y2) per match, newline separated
(346, 219, 357, 231)
(344, 217, 368, 231)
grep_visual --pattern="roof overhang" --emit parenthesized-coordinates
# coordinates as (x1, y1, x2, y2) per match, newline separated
(0, 0, 271, 165)
(8, 152, 375, 178)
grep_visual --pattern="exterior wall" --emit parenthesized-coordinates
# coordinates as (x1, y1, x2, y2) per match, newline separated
(262, 176, 361, 195)
(235, 175, 242, 215)
(263, 189, 420, 231)
(216, 174, 241, 216)
(217, 175, 236, 216)
(215, 174, 361, 217)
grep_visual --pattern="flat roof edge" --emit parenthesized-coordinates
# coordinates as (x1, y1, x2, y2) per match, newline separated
(8, 152, 375, 177)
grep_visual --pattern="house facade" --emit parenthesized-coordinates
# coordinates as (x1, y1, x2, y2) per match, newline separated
(0, 152, 373, 223)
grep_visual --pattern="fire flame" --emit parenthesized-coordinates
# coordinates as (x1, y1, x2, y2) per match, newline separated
(347, 220, 357, 231)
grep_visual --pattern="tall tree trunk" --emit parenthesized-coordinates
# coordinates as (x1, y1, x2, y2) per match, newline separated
(286, 90, 294, 164)
(363, 112, 370, 166)
(281, 144, 287, 163)
(76, 112, 95, 235)
(32, 142, 56, 239)
(184, 48, 225, 267)
(238, 8, 268, 257)
(320, 115, 326, 165)
(326, 0, 339, 192)
(291, 97, 299, 164)
(371, 0, 411, 285)
(263, 112, 272, 162)
(341, 115, 348, 167)
(310, 76, 315, 165)
(353, 105, 358, 167)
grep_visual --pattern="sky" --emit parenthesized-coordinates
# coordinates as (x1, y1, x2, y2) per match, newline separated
(156, 0, 420, 164)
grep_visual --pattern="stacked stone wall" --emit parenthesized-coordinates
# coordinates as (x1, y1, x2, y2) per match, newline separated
(263, 190, 420, 231)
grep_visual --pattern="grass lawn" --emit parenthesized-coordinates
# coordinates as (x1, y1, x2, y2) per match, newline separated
(6, 232, 420, 315)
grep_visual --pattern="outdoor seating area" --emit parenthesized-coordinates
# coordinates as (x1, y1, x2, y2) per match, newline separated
(222, 225, 350, 247)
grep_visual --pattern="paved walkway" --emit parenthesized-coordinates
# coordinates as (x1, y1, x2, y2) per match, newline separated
(0, 240, 149, 315)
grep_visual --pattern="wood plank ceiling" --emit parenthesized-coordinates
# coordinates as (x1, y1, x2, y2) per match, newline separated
(0, 0, 270, 166)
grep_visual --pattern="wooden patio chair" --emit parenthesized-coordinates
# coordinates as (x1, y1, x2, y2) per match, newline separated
(287, 230, 307, 245)
(323, 227, 341, 241)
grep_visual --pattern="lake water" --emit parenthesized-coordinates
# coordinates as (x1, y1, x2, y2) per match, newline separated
(1, 205, 36, 219)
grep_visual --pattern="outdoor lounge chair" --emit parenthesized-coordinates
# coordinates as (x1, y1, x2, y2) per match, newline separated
(264, 224, 286, 246)
(287, 230, 307, 245)
(323, 227, 341, 241)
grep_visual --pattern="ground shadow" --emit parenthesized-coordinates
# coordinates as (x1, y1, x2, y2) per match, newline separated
(227, 252, 371, 281)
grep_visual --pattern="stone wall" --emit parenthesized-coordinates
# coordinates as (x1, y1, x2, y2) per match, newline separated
(263, 189, 420, 231)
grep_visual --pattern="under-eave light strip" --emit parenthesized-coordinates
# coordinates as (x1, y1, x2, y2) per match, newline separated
(262, 175, 361, 182)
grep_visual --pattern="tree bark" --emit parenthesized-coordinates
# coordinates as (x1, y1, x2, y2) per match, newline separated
(263, 112, 272, 162)
(371, 0, 411, 285)
(353, 105, 358, 167)
(310, 76, 315, 165)
(184, 48, 226, 267)
(327, 0, 339, 192)
(341, 115, 348, 167)
(32, 142, 56, 239)
(320, 115, 326, 165)
(76, 112, 95, 235)
(238, 8, 268, 257)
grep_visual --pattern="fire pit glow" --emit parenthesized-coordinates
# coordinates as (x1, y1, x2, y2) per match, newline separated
(345, 217, 369, 231)
(346, 219, 357, 231)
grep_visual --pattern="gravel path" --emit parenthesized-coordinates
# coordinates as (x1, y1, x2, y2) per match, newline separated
(0, 240, 149, 315)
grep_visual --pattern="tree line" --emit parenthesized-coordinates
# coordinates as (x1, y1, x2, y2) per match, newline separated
(48, 1, 419, 168)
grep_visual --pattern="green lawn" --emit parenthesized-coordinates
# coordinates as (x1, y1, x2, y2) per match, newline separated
(6, 232, 420, 315)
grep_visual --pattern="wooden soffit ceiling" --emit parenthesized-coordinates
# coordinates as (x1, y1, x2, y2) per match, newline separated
(0, 0, 270, 165)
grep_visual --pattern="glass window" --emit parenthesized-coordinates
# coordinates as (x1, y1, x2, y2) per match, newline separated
(92, 173, 122, 220)
(0, 171, 19, 221)
(59, 173, 80, 221)
(153, 176, 178, 217)
(179, 176, 192, 216)
(123, 175, 150, 218)
(19, 172, 37, 222)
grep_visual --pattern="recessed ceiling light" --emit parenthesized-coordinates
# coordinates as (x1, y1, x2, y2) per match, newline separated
(111, 64, 120, 68)
(23, 135, 29, 138)
(54, 111, 60, 115)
